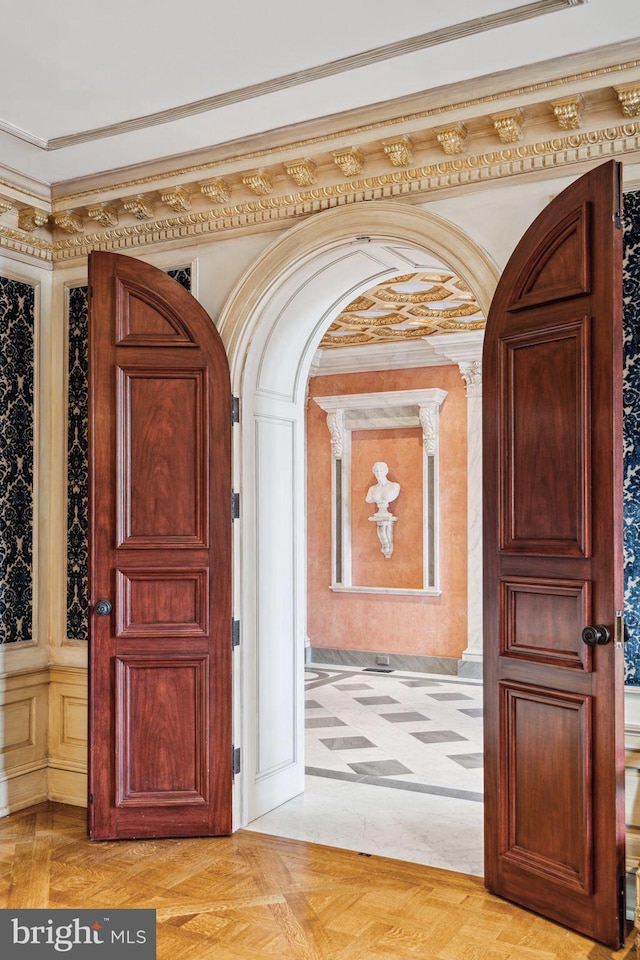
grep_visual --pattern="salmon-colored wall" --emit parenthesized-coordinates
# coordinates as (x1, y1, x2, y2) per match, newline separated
(307, 365, 468, 659)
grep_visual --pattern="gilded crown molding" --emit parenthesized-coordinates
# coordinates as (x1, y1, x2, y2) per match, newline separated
(200, 178, 231, 203)
(0, 198, 14, 215)
(616, 84, 640, 118)
(243, 170, 273, 196)
(552, 95, 584, 129)
(18, 207, 49, 232)
(5, 117, 640, 264)
(491, 109, 524, 144)
(160, 186, 191, 212)
(333, 148, 364, 177)
(382, 135, 415, 166)
(53, 211, 83, 234)
(86, 203, 118, 227)
(285, 159, 317, 187)
(122, 195, 154, 219)
(435, 123, 467, 155)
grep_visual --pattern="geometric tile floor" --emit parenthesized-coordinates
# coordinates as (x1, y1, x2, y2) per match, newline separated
(247, 664, 485, 876)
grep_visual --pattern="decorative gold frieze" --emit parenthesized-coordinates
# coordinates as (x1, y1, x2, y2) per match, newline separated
(382, 135, 414, 167)
(0, 198, 13, 215)
(53, 211, 83, 234)
(200, 178, 231, 203)
(615, 85, 640, 117)
(123, 195, 154, 219)
(435, 123, 467, 155)
(552, 96, 583, 130)
(332, 147, 364, 177)
(492, 109, 524, 144)
(243, 170, 273, 196)
(160, 186, 191, 212)
(285, 159, 317, 187)
(86, 203, 119, 228)
(18, 207, 49, 232)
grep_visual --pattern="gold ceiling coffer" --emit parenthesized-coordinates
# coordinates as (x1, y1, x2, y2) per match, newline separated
(160, 186, 191, 212)
(242, 169, 273, 196)
(551, 95, 583, 130)
(54, 211, 83, 234)
(285, 159, 317, 187)
(332, 147, 364, 177)
(18, 207, 49, 232)
(382, 135, 414, 167)
(435, 123, 467, 155)
(491, 109, 524, 144)
(86, 203, 119, 228)
(615, 85, 640, 118)
(200, 178, 231, 204)
(0, 198, 14, 216)
(122, 195, 154, 220)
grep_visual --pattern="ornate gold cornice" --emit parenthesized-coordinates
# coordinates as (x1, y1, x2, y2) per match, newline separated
(5, 118, 640, 264)
(200, 178, 230, 202)
(122, 195, 154, 219)
(285, 159, 317, 187)
(492, 109, 524, 144)
(18, 207, 49, 232)
(435, 123, 467, 155)
(53, 211, 83, 234)
(86, 203, 118, 227)
(332, 148, 364, 177)
(243, 170, 273, 196)
(160, 186, 191, 212)
(0, 198, 13, 215)
(616, 84, 640, 117)
(382, 135, 415, 166)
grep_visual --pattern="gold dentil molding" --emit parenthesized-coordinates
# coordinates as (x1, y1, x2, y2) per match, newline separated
(332, 148, 364, 177)
(552, 95, 584, 129)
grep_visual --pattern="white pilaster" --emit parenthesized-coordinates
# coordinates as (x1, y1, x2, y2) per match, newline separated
(429, 331, 484, 665)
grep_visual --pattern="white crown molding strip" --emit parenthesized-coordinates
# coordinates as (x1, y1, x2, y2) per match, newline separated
(1, 1, 585, 153)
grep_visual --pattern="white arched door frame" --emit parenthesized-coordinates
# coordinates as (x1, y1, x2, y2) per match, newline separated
(217, 202, 500, 826)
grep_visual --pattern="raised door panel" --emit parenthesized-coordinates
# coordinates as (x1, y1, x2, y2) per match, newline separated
(115, 657, 208, 806)
(500, 578, 592, 670)
(116, 280, 197, 346)
(116, 568, 209, 639)
(500, 318, 590, 555)
(117, 367, 209, 548)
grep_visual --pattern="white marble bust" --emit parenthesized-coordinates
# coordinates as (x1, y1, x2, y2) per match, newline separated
(365, 461, 400, 514)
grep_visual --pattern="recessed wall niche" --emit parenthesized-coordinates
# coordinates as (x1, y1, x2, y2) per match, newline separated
(314, 389, 447, 595)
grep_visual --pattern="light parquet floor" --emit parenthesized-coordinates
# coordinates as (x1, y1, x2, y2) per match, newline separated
(0, 802, 635, 960)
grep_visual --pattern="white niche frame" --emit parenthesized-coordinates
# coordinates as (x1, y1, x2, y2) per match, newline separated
(314, 388, 447, 596)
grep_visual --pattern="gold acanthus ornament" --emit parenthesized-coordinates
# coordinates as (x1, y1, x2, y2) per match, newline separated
(435, 122, 467, 155)
(123, 195, 154, 219)
(200, 178, 231, 203)
(492, 109, 524, 144)
(243, 170, 273, 195)
(332, 147, 364, 177)
(285, 159, 317, 187)
(54, 211, 83, 234)
(0, 198, 13, 215)
(160, 186, 191, 212)
(86, 204, 119, 227)
(551, 96, 583, 130)
(615, 85, 640, 117)
(382, 135, 414, 167)
(18, 208, 49, 232)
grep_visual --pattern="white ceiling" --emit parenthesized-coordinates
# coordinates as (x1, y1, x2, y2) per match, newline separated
(2, 0, 640, 185)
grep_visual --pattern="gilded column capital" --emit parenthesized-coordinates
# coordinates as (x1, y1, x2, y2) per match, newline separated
(200, 178, 231, 203)
(285, 159, 317, 187)
(18, 207, 49, 232)
(491, 109, 524, 144)
(551, 95, 583, 130)
(382, 135, 414, 167)
(243, 170, 273, 195)
(123, 195, 154, 219)
(160, 186, 191, 212)
(615, 84, 640, 117)
(86, 203, 118, 227)
(435, 123, 467, 155)
(332, 147, 364, 177)
(54, 211, 83, 234)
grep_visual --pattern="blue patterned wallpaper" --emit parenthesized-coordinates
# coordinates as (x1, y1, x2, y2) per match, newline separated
(0, 276, 34, 643)
(65, 265, 191, 640)
(623, 190, 640, 683)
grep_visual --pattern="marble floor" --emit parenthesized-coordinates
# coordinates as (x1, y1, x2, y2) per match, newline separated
(247, 664, 485, 876)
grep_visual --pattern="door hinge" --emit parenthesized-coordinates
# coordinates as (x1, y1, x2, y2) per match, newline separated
(232, 746, 241, 779)
(89, 793, 94, 804)
(231, 395, 240, 424)
(232, 491, 240, 520)
(232, 619, 240, 649)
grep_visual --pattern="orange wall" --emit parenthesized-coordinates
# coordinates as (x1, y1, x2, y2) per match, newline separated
(307, 365, 468, 659)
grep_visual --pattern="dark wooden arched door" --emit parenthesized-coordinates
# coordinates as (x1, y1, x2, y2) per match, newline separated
(483, 159, 625, 947)
(88, 251, 232, 840)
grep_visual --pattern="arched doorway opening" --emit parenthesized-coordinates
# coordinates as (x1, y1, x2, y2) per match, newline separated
(217, 202, 500, 829)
